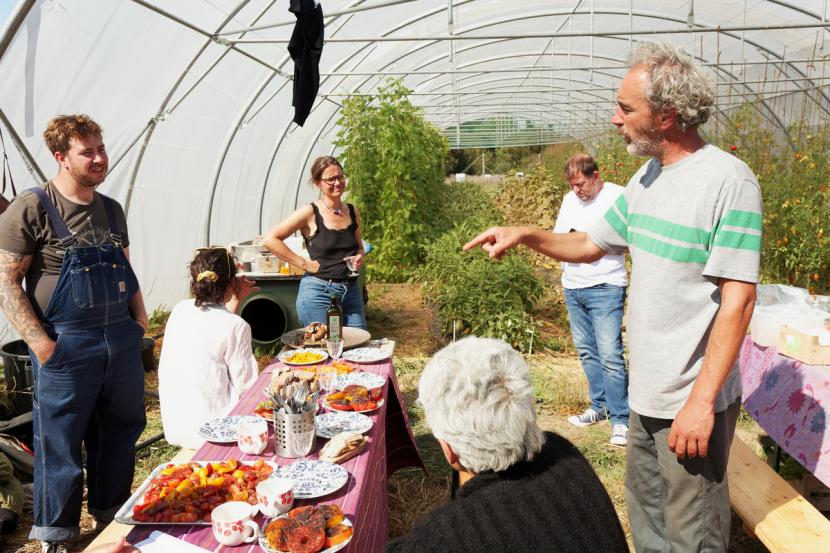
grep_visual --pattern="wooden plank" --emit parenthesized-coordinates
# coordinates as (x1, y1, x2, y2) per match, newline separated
(83, 448, 197, 551)
(728, 437, 830, 553)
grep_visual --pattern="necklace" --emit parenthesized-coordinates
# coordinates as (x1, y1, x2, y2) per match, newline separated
(321, 200, 343, 216)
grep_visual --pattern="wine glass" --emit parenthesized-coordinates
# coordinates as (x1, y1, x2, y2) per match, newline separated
(317, 365, 337, 393)
(343, 256, 359, 278)
(326, 338, 344, 360)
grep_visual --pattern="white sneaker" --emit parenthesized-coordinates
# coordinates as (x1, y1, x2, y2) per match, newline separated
(610, 424, 628, 446)
(567, 408, 606, 427)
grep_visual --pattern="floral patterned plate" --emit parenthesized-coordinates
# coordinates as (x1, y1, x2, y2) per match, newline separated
(198, 415, 262, 443)
(340, 347, 390, 364)
(268, 460, 349, 499)
(259, 515, 353, 553)
(333, 371, 386, 391)
(315, 412, 374, 439)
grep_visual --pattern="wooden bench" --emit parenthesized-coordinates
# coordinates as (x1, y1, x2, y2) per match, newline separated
(728, 437, 830, 553)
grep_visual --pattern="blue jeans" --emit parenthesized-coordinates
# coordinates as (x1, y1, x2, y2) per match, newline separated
(296, 276, 367, 330)
(29, 318, 146, 541)
(563, 284, 629, 426)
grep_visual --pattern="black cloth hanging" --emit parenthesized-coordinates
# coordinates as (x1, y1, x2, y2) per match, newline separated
(288, 0, 324, 126)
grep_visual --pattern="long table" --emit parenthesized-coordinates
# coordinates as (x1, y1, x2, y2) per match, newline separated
(86, 349, 423, 552)
(739, 335, 830, 487)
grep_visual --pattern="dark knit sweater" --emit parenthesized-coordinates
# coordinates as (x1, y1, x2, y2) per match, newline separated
(385, 432, 628, 553)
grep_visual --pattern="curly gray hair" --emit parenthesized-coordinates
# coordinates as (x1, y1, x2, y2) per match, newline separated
(417, 337, 544, 473)
(631, 42, 715, 130)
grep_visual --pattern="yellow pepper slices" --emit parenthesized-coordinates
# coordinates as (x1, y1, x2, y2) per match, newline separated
(207, 476, 226, 487)
(175, 479, 193, 492)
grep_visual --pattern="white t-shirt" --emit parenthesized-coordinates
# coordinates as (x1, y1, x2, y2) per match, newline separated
(158, 299, 259, 449)
(553, 183, 628, 289)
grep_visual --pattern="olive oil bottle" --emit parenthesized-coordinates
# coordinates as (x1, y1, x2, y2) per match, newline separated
(326, 293, 343, 342)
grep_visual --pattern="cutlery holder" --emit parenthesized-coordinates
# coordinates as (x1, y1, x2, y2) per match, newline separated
(273, 408, 316, 458)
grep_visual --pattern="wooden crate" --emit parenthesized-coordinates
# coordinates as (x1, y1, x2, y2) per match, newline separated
(778, 326, 830, 365)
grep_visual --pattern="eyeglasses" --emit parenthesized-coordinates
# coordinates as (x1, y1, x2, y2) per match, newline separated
(320, 174, 346, 185)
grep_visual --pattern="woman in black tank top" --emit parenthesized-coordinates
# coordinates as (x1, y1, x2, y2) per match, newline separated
(263, 156, 367, 330)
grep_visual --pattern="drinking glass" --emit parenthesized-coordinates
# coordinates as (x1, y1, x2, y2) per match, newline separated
(326, 338, 344, 360)
(343, 256, 359, 277)
(317, 365, 338, 393)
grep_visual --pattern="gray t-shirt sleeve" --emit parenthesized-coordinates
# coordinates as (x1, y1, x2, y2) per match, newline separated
(587, 185, 630, 255)
(0, 191, 46, 255)
(703, 178, 762, 283)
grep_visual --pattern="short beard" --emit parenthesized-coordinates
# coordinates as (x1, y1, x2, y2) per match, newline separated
(626, 139, 662, 157)
(625, 127, 664, 158)
(70, 166, 106, 188)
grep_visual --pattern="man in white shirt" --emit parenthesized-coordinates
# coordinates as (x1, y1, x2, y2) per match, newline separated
(553, 153, 629, 446)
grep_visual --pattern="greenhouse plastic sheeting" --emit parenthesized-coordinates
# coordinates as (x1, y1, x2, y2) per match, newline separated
(1, 0, 829, 335)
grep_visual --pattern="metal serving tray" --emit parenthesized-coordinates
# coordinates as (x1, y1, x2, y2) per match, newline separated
(114, 460, 276, 526)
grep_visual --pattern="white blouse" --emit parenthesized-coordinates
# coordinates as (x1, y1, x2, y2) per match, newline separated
(158, 299, 259, 449)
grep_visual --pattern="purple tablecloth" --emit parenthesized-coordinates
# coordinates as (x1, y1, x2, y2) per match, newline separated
(126, 357, 423, 552)
(740, 336, 830, 487)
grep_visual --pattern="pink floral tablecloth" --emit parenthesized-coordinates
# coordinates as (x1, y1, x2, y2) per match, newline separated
(740, 336, 830, 486)
(126, 357, 423, 552)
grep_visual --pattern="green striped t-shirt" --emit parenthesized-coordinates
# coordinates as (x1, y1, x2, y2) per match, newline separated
(588, 144, 762, 418)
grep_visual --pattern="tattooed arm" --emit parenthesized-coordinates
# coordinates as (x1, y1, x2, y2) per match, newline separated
(0, 248, 55, 363)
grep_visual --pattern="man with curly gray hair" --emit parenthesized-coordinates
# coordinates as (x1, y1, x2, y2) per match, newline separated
(466, 42, 762, 552)
(385, 336, 627, 553)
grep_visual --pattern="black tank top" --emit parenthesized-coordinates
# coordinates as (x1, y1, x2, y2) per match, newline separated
(303, 203, 360, 280)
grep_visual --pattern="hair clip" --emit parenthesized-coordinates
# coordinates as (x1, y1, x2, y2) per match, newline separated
(196, 270, 219, 283)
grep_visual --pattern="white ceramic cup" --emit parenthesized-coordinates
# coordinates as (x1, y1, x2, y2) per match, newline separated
(211, 501, 259, 546)
(237, 419, 268, 455)
(256, 477, 295, 518)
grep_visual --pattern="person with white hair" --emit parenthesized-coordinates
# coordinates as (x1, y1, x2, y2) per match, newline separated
(465, 42, 761, 552)
(385, 336, 627, 553)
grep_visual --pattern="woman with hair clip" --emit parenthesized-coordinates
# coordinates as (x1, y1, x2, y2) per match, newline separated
(263, 155, 367, 330)
(158, 248, 259, 449)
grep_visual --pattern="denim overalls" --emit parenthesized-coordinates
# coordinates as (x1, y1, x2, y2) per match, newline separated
(27, 188, 146, 542)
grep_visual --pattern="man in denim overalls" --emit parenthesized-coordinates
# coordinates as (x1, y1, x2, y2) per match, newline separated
(0, 115, 147, 553)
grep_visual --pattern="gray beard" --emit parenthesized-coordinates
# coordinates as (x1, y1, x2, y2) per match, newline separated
(626, 136, 663, 158)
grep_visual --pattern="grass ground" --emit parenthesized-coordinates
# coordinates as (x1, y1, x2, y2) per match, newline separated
(4, 282, 774, 552)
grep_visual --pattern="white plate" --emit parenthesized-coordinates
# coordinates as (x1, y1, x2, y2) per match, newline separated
(315, 412, 374, 439)
(278, 348, 329, 366)
(341, 347, 390, 364)
(269, 460, 348, 499)
(322, 397, 384, 414)
(259, 514, 353, 553)
(333, 371, 386, 390)
(198, 415, 262, 443)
